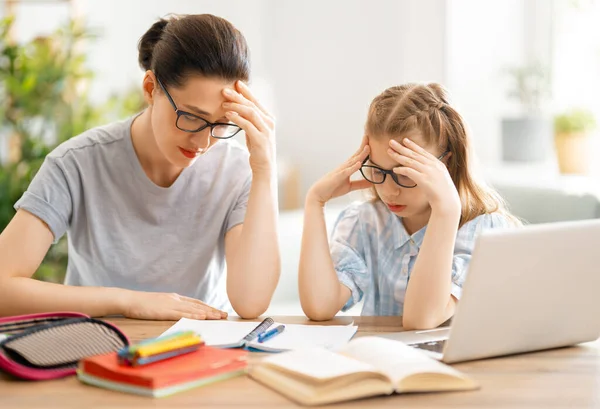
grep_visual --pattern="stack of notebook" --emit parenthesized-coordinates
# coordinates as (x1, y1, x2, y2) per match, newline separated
(77, 332, 248, 397)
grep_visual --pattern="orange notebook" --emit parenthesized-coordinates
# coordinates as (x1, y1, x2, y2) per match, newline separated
(78, 346, 247, 397)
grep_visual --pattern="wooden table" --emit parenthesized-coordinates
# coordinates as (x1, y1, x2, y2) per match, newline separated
(1, 316, 599, 408)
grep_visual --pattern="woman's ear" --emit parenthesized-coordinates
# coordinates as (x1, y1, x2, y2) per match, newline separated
(142, 70, 157, 106)
(444, 151, 452, 168)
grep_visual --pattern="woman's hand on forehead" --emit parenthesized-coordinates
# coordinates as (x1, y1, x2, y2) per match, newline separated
(222, 81, 276, 177)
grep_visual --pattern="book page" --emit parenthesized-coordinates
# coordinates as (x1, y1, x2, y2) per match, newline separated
(338, 337, 466, 385)
(160, 318, 259, 347)
(248, 324, 358, 352)
(259, 347, 385, 381)
(161, 319, 358, 351)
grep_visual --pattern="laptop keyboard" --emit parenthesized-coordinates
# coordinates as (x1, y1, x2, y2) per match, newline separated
(409, 339, 447, 354)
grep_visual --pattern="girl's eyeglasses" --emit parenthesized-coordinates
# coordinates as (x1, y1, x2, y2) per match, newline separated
(360, 151, 449, 188)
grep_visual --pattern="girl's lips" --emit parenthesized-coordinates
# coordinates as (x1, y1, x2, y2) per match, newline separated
(179, 147, 199, 159)
(386, 203, 406, 212)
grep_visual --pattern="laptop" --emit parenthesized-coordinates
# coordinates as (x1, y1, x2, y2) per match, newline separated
(378, 219, 600, 363)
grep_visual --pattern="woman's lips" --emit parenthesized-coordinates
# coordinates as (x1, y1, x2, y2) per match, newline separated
(179, 147, 199, 159)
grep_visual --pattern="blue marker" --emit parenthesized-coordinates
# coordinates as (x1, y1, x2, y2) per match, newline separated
(257, 325, 285, 343)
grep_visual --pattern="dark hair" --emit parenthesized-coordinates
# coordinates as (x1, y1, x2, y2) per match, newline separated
(138, 14, 250, 87)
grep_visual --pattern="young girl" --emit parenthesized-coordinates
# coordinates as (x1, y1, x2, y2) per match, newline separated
(0, 14, 280, 320)
(299, 83, 519, 329)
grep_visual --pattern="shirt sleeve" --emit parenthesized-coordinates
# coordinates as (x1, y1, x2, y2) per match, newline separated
(13, 156, 73, 243)
(330, 204, 370, 312)
(225, 173, 252, 232)
(450, 213, 514, 299)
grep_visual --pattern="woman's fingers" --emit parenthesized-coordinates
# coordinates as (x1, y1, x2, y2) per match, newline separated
(179, 304, 220, 320)
(223, 102, 268, 133)
(235, 81, 274, 120)
(179, 295, 228, 318)
(224, 84, 274, 128)
(225, 111, 261, 141)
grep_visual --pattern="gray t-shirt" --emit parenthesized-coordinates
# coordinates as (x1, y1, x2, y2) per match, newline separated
(14, 115, 252, 311)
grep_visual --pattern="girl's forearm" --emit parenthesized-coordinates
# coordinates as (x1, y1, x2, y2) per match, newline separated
(298, 196, 349, 321)
(403, 210, 460, 329)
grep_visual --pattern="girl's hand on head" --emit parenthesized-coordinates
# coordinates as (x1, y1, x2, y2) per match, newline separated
(123, 291, 228, 321)
(222, 82, 275, 179)
(307, 135, 372, 206)
(388, 138, 461, 217)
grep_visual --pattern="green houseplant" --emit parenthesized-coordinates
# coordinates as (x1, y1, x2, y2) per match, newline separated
(554, 108, 597, 174)
(501, 61, 553, 162)
(0, 17, 145, 282)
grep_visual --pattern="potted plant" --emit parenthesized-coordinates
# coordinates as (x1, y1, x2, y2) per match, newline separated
(501, 61, 552, 162)
(0, 17, 145, 282)
(554, 108, 597, 174)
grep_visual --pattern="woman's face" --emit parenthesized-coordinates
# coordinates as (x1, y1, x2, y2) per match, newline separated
(148, 73, 236, 168)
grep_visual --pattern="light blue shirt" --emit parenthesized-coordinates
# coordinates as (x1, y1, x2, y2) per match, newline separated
(331, 200, 513, 316)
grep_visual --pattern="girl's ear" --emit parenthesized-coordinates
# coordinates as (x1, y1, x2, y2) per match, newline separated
(142, 70, 158, 106)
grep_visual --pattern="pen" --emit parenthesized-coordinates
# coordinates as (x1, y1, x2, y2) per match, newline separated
(243, 317, 274, 342)
(257, 325, 285, 343)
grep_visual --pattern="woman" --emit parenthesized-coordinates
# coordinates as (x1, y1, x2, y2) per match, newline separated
(0, 14, 280, 320)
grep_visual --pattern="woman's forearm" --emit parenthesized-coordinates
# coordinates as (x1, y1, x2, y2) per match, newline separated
(226, 173, 281, 319)
(0, 276, 127, 317)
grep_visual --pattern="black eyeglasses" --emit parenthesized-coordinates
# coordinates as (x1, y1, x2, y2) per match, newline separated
(360, 151, 450, 188)
(156, 77, 242, 139)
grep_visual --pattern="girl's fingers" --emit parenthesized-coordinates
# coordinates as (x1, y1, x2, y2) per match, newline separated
(353, 135, 369, 157)
(345, 145, 370, 168)
(389, 139, 432, 165)
(341, 137, 369, 169)
(393, 164, 423, 184)
(358, 144, 370, 161)
(341, 157, 364, 177)
(348, 179, 373, 192)
(387, 148, 426, 172)
(401, 138, 438, 161)
(222, 102, 268, 133)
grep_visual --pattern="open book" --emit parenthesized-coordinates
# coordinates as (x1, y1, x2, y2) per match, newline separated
(161, 318, 358, 353)
(249, 336, 478, 406)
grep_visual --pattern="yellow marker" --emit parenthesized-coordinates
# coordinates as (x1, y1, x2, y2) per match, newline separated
(135, 333, 203, 358)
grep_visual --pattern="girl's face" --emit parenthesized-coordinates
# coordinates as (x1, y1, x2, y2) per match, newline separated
(148, 73, 236, 168)
(367, 134, 442, 220)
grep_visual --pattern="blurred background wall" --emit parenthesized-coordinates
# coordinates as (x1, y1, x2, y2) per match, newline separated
(1, 0, 599, 313)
